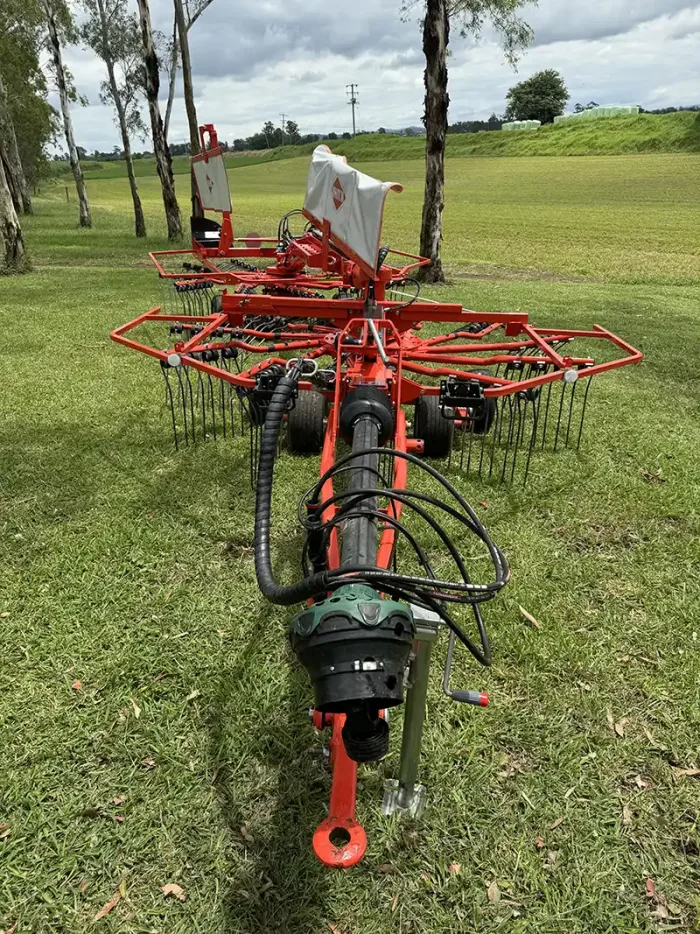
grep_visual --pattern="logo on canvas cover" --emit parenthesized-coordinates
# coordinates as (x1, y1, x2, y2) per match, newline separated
(332, 176, 346, 210)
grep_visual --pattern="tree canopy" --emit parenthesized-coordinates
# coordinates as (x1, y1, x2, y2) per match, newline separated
(449, 0, 534, 64)
(0, 0, 57, 183)
(505, 69, 569, 124)
(81, 0, 147, 141)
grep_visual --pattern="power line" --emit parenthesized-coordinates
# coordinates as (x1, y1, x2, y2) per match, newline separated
(346, 84, 358, 136)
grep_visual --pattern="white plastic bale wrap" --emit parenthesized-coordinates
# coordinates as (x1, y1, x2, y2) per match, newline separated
(502, 120, 541, 131)
(553, 105, 641, 126)
(303, 145, 402, 274)
(191, 149, 232, 213)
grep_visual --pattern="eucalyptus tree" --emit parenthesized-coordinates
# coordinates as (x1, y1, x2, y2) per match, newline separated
(419, 0, 534, 282)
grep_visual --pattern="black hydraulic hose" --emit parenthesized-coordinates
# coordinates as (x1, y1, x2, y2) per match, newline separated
(255, 365, 508, 652)
(384, 584, 492, 666)
(254, 361, 331, 605)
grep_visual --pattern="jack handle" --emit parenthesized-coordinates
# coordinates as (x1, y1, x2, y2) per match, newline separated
(442, 629, 489, 707)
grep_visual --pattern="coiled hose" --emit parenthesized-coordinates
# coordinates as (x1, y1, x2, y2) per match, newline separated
(253, 361, 510, 664)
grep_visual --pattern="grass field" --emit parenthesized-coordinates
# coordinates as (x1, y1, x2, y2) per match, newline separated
(1, 150, 700, 934)
(69, 111, 700, 182)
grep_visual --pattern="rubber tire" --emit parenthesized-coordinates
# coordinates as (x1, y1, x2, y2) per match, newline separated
(247, 401, 265, 428)
(471, 397, 497, 435)
(414, 395, 454, 459)
(470, 369, 497, 435)
(288, 390, 325, 454)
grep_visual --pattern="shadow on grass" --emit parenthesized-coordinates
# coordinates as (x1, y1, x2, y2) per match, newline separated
(208, 603, 330, 934)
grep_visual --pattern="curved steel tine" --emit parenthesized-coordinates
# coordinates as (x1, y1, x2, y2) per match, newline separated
(185, 366, 196, 444)
(464, 411, 475, 476)
(218, 367, 227, 439)
(541, 377, 553, 450)
(487, 397, 501, 479)
(499, 397, 515, 484)
(207, 374, 217, 441)
(522, 393, 540, 486)
(162, 366, 179, 450)
(564, 379, 578, 448)
(509, 394, 527, 484)
(553, 380, 567, 453)
(175, 365, 190, 445)
(198, 370, 207, 441)
(577, 377, 592, 450)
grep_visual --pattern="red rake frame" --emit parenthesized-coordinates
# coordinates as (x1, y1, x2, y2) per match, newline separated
(112, 297, 641, 402)
(111, 126, 642, 870)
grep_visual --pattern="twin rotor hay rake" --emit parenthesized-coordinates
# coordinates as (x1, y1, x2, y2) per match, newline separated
(112, 125, 642, 868)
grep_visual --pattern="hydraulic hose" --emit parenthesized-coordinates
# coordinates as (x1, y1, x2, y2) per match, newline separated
(254, 361, 508, 666)
(254, 361, 330, 605)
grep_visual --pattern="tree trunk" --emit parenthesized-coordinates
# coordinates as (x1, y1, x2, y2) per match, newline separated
(0, 73, 32, 215)
(174, 0, 202, 218)
(0, 149, 21, 214)
(0, 154, 27, 272)
(95, 0, 145, 238)
(44, 0, 92, 228)
(137, 0, 182, 241)
(163, 15, 178, 141)
(419, 0, 449, 284)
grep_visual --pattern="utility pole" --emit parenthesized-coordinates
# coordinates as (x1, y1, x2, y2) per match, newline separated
(280, 113, 287, 142)
(346, 84, 358, 136)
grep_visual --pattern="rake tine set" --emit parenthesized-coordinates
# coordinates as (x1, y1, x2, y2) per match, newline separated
(159, 354, 250, 450)
(452, 371, 593, 485)
(162, 278, 217, 317)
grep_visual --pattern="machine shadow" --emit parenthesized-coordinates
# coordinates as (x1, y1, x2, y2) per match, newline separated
(208, 576, 331, 932)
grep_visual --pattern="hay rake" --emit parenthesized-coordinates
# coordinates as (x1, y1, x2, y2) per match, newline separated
(112, 125, 641, 868)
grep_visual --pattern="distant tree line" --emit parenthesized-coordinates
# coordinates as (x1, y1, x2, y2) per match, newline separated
(448, 114, 502, 133)
(638, 105, 700, 114)
(67, 121, 436, 160)
(232, 121, 356, 152)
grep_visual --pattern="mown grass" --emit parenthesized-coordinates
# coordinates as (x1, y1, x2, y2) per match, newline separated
(40, 153, 700, 287)
(69, 112, 700, 182)
(1, 150, 700, 934)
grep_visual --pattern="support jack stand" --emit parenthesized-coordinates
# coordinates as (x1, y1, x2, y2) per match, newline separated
(382, 611, 439, 819)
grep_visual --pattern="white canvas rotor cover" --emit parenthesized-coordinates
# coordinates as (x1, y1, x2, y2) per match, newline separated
(192, 150, 232, 213)
(303, 146, 402, 273)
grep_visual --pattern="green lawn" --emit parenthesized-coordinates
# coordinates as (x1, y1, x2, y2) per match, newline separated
(1, 152, 700, 934)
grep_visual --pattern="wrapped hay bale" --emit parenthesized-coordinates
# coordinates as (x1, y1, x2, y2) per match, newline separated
(554, 105, 641, 126)
(502, 120, 541, 131)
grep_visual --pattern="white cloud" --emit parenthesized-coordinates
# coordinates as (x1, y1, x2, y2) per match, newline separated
(51, 0, 700, 152)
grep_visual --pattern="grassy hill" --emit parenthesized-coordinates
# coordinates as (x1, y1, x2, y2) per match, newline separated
(73, 111, 700, 180)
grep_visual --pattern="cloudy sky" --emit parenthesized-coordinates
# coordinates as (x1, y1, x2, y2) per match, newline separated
(56, 0, 700, 152)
